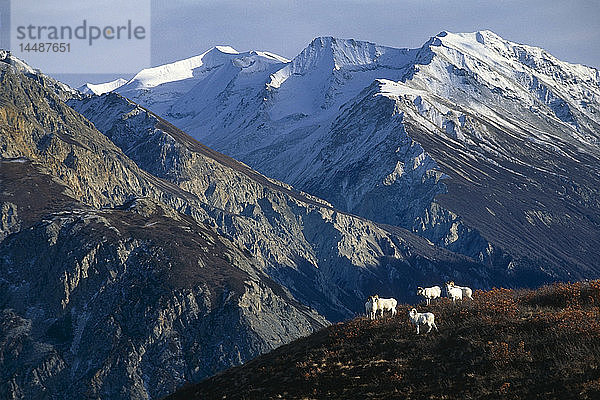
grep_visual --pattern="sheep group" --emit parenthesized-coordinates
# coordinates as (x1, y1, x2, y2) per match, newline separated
(417, 282, 473, 305)
(364, 281, 474, 335)
(365, 295, 398, 320)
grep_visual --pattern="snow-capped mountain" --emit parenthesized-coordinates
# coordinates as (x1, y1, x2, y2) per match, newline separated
(117, 45, 289, 118)
(3, 30, 600, 400)
(78, 78, 128, 95)
(2, 51, 496, 399)
(109, 31, 600, 281)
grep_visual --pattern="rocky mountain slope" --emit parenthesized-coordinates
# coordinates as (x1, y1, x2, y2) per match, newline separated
(165, 281, 600, 400)
(111, 31, 600, 284)
(67, 91, 502, 320)
(0, 53, 329, 399)
(1, 49, 500, 399)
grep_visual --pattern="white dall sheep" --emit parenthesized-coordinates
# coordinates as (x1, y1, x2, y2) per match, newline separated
(417, 286, 442, 305)
(373, 295, 398, 318)
(365, 295, 378, 320)
(447, 281, 473, 300)
(446, 283, 463, 303)
(408, 308, 438, 334)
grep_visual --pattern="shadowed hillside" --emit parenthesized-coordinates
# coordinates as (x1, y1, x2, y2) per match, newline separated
(165, 281, 600, 399)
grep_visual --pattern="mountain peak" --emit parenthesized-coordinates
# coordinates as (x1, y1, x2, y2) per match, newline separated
(433, 29, 504, 47)
(120, 44, 288, 91)
(1, 49, 76, 97)
(213, 45, 239, 54)
(79, 78, 128, 95)
(125, 46, 237, 89)
(268, 36, 411, 89)
(308, 36, 382, 65)
(1, 49, 37, 75)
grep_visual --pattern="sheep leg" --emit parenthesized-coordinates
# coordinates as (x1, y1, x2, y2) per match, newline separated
(416, 325, 420, 334)
(432, 322, 438, 332)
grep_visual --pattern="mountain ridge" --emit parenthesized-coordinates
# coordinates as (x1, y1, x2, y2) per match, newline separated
(1, 49, 504, 399)
(1, 28, 599, 399)
(79, 31, 600, 284)
(79, 78, 129, 95)
(99, 29, 600, 284)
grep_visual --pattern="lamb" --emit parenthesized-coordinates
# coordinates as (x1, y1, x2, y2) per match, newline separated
(365, 295, 378, 320)
(446, 283, 463, 303)
(374, 295, 398, 318)
(408, 308, 438, 334)
(447, 281, 473, 301)
(417, 286, 442, 305)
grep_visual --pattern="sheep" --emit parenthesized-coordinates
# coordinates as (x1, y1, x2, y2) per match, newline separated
(365, 295, 378, 320)
(447, 281, 473, 300)
(408, 308, 438, 334)
(373, 295, 398, 318)
(417, 286, 442, 305)
(446, 282, 463, 303)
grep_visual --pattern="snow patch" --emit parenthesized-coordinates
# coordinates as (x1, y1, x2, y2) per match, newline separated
(383, 161, 405, 186)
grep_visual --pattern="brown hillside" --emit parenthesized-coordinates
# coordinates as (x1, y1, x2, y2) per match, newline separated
(165, 281, 600, 399)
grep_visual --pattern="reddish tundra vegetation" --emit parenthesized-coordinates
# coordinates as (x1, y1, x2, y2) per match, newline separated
(165, 281, 600, 400)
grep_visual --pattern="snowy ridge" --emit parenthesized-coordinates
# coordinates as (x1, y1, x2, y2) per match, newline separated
(121, 46, 289, 90)
(419, 31, 600, 132)
(115, 46, 289, 118)
(78, 78, 128, 95)
(89, 31, 600, 281)
(124, 47, 237, 90)
(268, 37, 402, 88)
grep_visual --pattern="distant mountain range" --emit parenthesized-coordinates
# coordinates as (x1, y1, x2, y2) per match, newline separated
(1, 30, 599, 399)
(103, 30, 600, 282)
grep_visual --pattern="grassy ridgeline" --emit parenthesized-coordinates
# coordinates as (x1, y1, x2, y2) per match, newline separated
(166, 281, 600, 399)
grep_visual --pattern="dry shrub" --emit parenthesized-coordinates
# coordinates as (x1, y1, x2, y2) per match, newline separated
(487, 339, 531, 367)
(581, 378, 600, 399)
(170, 280, 600, 400)
(472, 287, 518, 318)
(519, 280, 600, 308)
